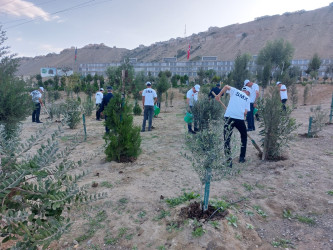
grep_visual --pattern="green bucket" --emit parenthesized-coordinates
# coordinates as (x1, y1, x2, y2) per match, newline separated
(184, 112, 193, 123)
(253, 108, 258, 115)
(154, 105, 160, 116)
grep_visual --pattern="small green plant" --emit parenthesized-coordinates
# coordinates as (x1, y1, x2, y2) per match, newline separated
(165, 192, 200, 207)
(283, 209, 293, 219)
(133, 102, 142, 116)
(303, 84, 310, 105)
(137, 210, 146, 218)
(192, 226, 205, 237)
(253, 205, 267, 218)
(327, 190, 333, 196)
(104, 234, 117, 245)
(295, 215, 315, 225)
(308, 105, 327, 137)
(101, 181, 113, 188)
(244, 210, 254, 216)
(157, 245, 166, 250)
(153, 210, 171, 221)
(63, 98, 81, 129)
(246, 223, 254, 229)
(235, 233, 242, 240)
(210, 199, 230, 211)
(81, 97, 95, 116)
(271, 238, 294, 248)
(226, 214, 238, 227)
(166, 222, 181, 233)
(209, 221, 220, 229)
(242, 183, 254, 191)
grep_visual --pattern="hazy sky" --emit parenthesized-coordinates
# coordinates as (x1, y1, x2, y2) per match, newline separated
(0, 0, 332, 57)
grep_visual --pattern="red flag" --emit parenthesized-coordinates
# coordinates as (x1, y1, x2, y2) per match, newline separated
(74, 47, 77, 61)
(187, 44, 191, 60)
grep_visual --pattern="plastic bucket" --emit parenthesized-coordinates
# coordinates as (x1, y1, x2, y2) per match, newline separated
(154, 105, 160, 116)
(184, 112, 193, 123)
(253, 108, 258, 115)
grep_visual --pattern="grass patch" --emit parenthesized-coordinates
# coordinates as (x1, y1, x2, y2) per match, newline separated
(100, 181, 113, 188)
(271, 238, 295, 248)
(327, 190, 333, 196)
(295, 215, 315, 225)
(153, 209, 171, 221)
(242, 183, 254, 191)
(226, 214, 238, 227)
(253, 205, 267, 218)
(165, 192, 200, 207)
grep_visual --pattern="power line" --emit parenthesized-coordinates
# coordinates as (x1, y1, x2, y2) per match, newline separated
(3, 0, 112, 29)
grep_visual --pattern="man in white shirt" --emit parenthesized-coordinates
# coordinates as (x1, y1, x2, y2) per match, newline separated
(141, 82, 157, 132)
(186, 84, 200, 134)
(244, 79, 259, 131)
(95, 88, 104, 120)
(216, 85, 251, 167)
(30, 87, 44, 123)
(277, 82, 288, 110)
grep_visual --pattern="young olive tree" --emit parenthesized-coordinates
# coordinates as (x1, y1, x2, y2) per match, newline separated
(258, 87, 299, 160)
(184, 99, 238, 211)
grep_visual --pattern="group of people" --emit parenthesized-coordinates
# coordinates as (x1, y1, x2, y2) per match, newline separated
(186, 79, 288, 168)
(31, 79, 287, 167)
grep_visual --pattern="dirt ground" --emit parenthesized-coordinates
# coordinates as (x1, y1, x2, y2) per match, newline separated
(15, 84, 333, 249)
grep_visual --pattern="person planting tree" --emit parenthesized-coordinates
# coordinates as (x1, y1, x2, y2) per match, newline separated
(215, 85, 251, 167)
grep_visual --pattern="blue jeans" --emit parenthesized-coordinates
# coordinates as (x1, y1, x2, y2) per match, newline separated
(142, 105, 154, 131)
(32, 103, 41, 122)
(246, 103, 255, 131)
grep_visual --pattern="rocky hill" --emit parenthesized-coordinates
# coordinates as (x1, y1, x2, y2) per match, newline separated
(17, 5, 333, 77)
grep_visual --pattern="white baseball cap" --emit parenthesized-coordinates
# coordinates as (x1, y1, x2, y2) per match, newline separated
(276, 81, 281, 85)
(100, 88, 104, 91)
(242, 86, 251, 93)
(39, 87, 44, 92)
(194, 84, 200, 92)
(146, 82, 152, 86)
(244, 79, 250, 86)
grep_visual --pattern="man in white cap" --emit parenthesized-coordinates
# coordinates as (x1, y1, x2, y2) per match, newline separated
(141, 82, 157, 132)
(277, 81, 288, 110)
(186, 84, 200, 134)
(95, 88, 104, 120)
(215, 85, 251, 167)
(30, 87, 44, 123)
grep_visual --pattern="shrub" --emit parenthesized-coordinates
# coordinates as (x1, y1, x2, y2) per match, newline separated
(104, 93, 141, 162)
(308, 105, 327, 137)
(290, 84, 298, 109)
(303, 84, 310, 105)
(0, 125, 101, 249)
(258, 87, 299, 160)
(191, 96, 224, 130)
(133, 102, 142, 116)
(81, 97, 95, 116)
(63, 98, 81, 129)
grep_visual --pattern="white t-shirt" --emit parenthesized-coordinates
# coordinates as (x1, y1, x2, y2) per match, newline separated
(250, 83, 259, 103)
(280, 84, 288, 100)
(142, 88, 157, 106)
(186, 88, 198, 106)
(95, 92, 103, 104)
(224, 87, 251, 120)
(31, 90, 42, 104)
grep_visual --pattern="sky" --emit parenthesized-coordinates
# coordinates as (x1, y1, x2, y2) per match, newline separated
(0, 0, 332, 57)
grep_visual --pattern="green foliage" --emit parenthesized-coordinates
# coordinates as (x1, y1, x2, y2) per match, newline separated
(226, 214, 238, 227)
(156, 74, 170, 103)
(81, 97, 95, 116)
(63, 98, 81, 129)
(47, 103, 65, 121)
(306, 53, 321, 79)
(303, 84, 310, 105)
(327, 190, 333, 196)
(256, 39, 294, 86)
(271, 238, 294, 248)
(165, 192, 200, 207)
(308, 105, 326, 137)
(133, 102, 142, 116)
(229, 53, 252, 89)
(210, 199, 230, 211)
(104, 93, 141, 162)
(0, 124, 100, 249)
(153, 210, 170, 221)
(253, 205, 267, 218)
(0, 28, 31, 136)
(191, 96, 224, 131)
(192, 226, 205, 237)
(258, 87, 299, 160)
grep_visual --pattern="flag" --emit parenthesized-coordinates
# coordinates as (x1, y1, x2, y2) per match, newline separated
(187, 44, 191, 60)
(74, 47, 77, 61)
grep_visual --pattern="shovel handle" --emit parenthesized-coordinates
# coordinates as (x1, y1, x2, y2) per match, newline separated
(212, 92, 227, 109)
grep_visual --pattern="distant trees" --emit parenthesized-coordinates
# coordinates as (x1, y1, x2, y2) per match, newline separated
(256, 39, 294, 87)
(229, 53, 251, 89)
(306, 53, 321, 81)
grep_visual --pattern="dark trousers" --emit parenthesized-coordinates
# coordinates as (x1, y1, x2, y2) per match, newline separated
(32, 103, 41, 122)
(104, 115, 110, 133)
(281, 99, 287, 111)
(246, 103, 255, 130)
(96, 104, 101, 120)
(142, 105, 154, 131)
(187, 106, 198, 132)
(224, 117, 247, 160)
